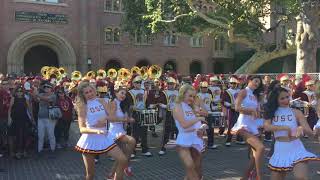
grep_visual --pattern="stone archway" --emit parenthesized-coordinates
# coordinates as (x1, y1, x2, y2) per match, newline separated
(7, 29, 76, 74)
(189, 60, 202, 75)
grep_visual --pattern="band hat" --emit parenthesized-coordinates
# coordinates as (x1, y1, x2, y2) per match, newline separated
(132, 76, 143, 83)
(200, 81, 209, 88)
(305, 80, 315, 86)
(167, 77, 176, 84)
(229, 77, 239, 83)
(280, 75, 289, 82)
(209, 76, 219, 82)
(97, 86, 108, 93)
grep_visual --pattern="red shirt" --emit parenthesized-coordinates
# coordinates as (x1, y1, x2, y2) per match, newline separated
(57, 96, 74, 120)
(0, 89, 11, 119)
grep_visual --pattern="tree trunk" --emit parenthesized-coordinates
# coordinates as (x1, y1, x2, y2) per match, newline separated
(295, 2, 319, 73)
(235, 48, 296, 74)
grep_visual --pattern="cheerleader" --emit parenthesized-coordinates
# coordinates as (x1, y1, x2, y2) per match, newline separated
(264, 87, 320, 180)
(106, 82, 136, 179)
(231, 75, 265, 180)
(74, 82, 128, 180)
(173, 84, 207, 180)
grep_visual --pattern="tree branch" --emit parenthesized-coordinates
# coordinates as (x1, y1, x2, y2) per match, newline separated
(186, 0, 229, 29)
(158, 13, 190, 23)
(228, 28, 265, 51)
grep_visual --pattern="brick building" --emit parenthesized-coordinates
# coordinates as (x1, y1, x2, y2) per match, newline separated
(0, 0, 235, 76)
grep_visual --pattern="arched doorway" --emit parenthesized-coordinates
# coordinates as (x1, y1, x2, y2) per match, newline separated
(106, 59, 122, 70)
(7, 29, 76, 74)
(189, 61, 202, 75)
(136, 59, 150, 67)
(164, 60, 177, 72)
(214, 62, 224, 74)
(24, 45, 59, 75)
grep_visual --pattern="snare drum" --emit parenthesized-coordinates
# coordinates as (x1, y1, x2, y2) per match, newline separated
(136, 109, 158, 126)
(290, 100, 309, 117)
(208, 111, 224, 128)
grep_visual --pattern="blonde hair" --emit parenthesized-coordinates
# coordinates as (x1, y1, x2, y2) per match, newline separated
(75, 81, 96, 112)
(175, 84, 196, 108)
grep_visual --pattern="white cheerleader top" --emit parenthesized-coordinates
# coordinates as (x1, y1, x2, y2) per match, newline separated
(240, 87, 258, 116)
(86, 98, 108, 130)
(272, 107, 298, 138)
(175, 102, 201, 132)
(109, 99, 125, 128)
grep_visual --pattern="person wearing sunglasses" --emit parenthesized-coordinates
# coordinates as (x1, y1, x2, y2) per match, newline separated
(8, 86, 34, 159)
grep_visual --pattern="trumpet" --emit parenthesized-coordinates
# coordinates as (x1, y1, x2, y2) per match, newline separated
(71, 71, 82, 81)
(96, 69, 107, 79)
(140, 66, 149, 80)
(107, 68, 117, 79)
(148, 65, 162, 79)
(86, 71, 96, 79)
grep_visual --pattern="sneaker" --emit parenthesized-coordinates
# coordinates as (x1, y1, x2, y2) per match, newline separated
(124, 166, 134, 177)
(317, 171, 320, 175)
(236, 141, 246, 145)
(94, 158, 99, 164)
(225, 142, 231, 147)
(130, 154, 135, 159)
(208, 145, 218, 149)
(219, 134, 226, 137)
(264, 139, 272, 142)
(141, 152, 152, 157)
(106, 174, 114, 180)
(56, 144, 63, 149)
(109, 157, 115, 161)
(158, 150, 166, 156)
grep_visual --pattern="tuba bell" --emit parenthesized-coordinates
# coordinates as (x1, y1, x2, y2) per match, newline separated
(48, 67, 62, 81)
(58, 67, 67, 78)
(96, 69, 107, 80)
(71, 71, 82, 81)
(41, 66, 50, 79)
(107, 68, 118, 79)
(131, 66, 141, 76)
(140, 66, 149, 80)
(118, 68, 131, 81)
(148, 65, 162, 79)
(86, 71, 96, 79)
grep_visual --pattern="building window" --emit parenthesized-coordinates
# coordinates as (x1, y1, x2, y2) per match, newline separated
(164, 31, 177, 46)
(190, 36, 204, 47)
(104, 0, 123, 12)
(135, 31, 152, 45)
(104, 27, 121, 43)
(214, 36, 225, 51)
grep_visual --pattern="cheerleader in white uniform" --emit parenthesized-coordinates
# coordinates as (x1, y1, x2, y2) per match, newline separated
(107, 84, 136, 179)
(173, 84, 207, 180)
(231, 76, 265, 180)
(264, 87, 320, 180)
(74, 82, 128, 180)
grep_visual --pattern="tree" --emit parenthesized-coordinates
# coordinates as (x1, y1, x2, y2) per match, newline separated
(122, 0, 315, 74)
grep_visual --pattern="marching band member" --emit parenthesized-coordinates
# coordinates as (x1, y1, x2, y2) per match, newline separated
(158, 77, 179, 155)
(173, 84, 207, 180)
(264, 87, 320, 180)
(197, 81, 218, 149)
(74, 82, 128, 180)
(107, 81, 136, 179)
(208, 75, 225, 136)
(303, 80, 318, 130)
(221, 76, 244, 146)
(127, 75, 152, 157)
(231, 75, 265, 180)
(279, 74, 292, 99)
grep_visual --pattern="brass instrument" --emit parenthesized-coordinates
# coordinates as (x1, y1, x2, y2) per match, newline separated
(41, 66, 50, 79)
(148, 65, 162, 79)
(58, 67, 67, 78)
(118, 68, 131, 81)
(131, 66, 141, 75)
(96, 69, 107, 79)
(140, 66, 149, 80)
(48, 67, 62, 81)
(86, 71, 96, 79)
(71, 71, 82, 81)
(107, 68, 118, 79)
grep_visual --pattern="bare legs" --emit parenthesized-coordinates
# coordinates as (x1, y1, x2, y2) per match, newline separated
(177, 146, 202, 180)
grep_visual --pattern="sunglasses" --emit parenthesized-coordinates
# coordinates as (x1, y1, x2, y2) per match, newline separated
(135, 81, 142, 84)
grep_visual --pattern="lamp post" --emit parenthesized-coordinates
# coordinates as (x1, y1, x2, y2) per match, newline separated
(87, 58, 92, 71)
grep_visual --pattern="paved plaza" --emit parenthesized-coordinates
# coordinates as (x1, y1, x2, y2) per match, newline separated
(0, 122, 319, 180)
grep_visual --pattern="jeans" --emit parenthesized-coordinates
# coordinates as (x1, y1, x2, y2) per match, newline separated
(38, 118, 56, 152)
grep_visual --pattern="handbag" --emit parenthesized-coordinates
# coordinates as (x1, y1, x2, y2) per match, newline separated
(48, 105, 63, 120)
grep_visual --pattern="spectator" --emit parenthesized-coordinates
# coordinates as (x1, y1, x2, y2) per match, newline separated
(8, 86, 34, 159)
(0, 79, 11, 157)
(55, 88, 74, 148)
(34, 82, 57, 154)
